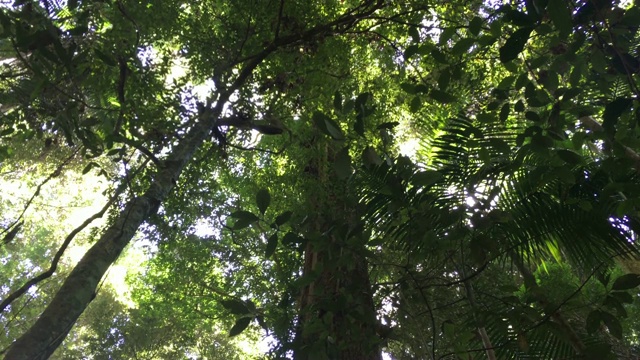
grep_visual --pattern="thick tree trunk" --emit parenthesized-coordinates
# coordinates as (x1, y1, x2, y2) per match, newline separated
(296, 240, 381, 360)
(4, 4, 385, 358)
(295, 143, 381, 360)
(296, 234, 382, 360)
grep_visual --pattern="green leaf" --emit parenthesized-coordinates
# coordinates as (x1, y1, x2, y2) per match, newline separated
(477, 113, 497, 123)
(230, 210, 259, 221)
(477, 35, 497, 46)
(256, 189, 270, 215)
(600, 311, 623, 339)
(503, 9, 535, 27)
(221, 299, 250, 315)
(230, 211, 259, 230)
(429, 89, 457, 104)
(515, 73, 529, 89)
(610, 291, 634, 304)
(408, 26, 420, 42)
(312, 111, 344, 140)
(410, 96, 421, 113)
(355, 92, 372, 109)
(362, 147, 383, 167)
(342, 99, 354, 114)
(265, 233, 278, 258)
(490, 19, 502, 37)
(569, 62, 584, 86)
(499, 103, 510, 121)
(604, 295, 627, 318)
(602, 98, 632, 135)
(274, 211, 293, 226)
(94, 49, 117, 67)
(584, 343, 613, 360)
(439, 27, 456, 44)
(469, 16, 483, 36)
(556, 149, 583, 165)
(497, 75, 516, 90)
(229, 317, 252, 337)
(547, 0, 573, 39)
(82, 162, 98, 174)
(282, 232, 303, 246)
(354, 112, 365, 137)
(611, 273, 640, 290)
(438, 69, 450, 90)
(333, 146, 352, 179)
(525, 111, 540, 122)
(333, 91, 342, 111)
(431, 49, 448, 64)
(586, 310, 602, 334)
(404, 44, 419, 59)
(412, 170, 443, 187)
(451, 37, 475, 55)
(400, 82, 416, 94)
(377, 122, 399, 130)
(68, 0, 78, 10)
(479, 147, 491, 162)
(499, 27, 533, 63)
(531, 133, 554, 151)
(325, 118, 344, 140)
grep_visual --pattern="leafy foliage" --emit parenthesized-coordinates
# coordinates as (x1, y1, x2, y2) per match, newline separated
(1, 0, 640, 359)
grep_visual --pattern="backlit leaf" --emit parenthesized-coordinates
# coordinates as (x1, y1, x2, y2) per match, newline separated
(256, 189, 270, 215)
(410, 96, 421, 113)
(274, 211, 293, 226)
(469, 16, 483, 36)
(612, 274, 640, 290)
(221, 299, 250, 315)
(333, 91, 342, 111)
(451, 37, 475, 55)
(412, 170, 443, 187)
(429, 89, 457, 104)
(499, 27, 533, 63)
(229, 317, 252, 337)
(547, 0, 573, 39)
(265, 233, 278, 258)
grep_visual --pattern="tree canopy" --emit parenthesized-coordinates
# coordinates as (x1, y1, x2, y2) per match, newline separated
(1, 0, 640, 359)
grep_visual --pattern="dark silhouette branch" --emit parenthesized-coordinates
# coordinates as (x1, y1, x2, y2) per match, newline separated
(0, 176, 130, 314)
(0, 149, 79, 240)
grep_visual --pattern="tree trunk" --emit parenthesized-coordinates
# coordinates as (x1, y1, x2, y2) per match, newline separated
(4, 105, 223, 360)
(4, 48, 270, 357)
(295, 143, 381, 360)
(4, 4, 385, 358)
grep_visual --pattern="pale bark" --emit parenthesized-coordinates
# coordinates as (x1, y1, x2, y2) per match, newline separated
(4, 104, 223, 360)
